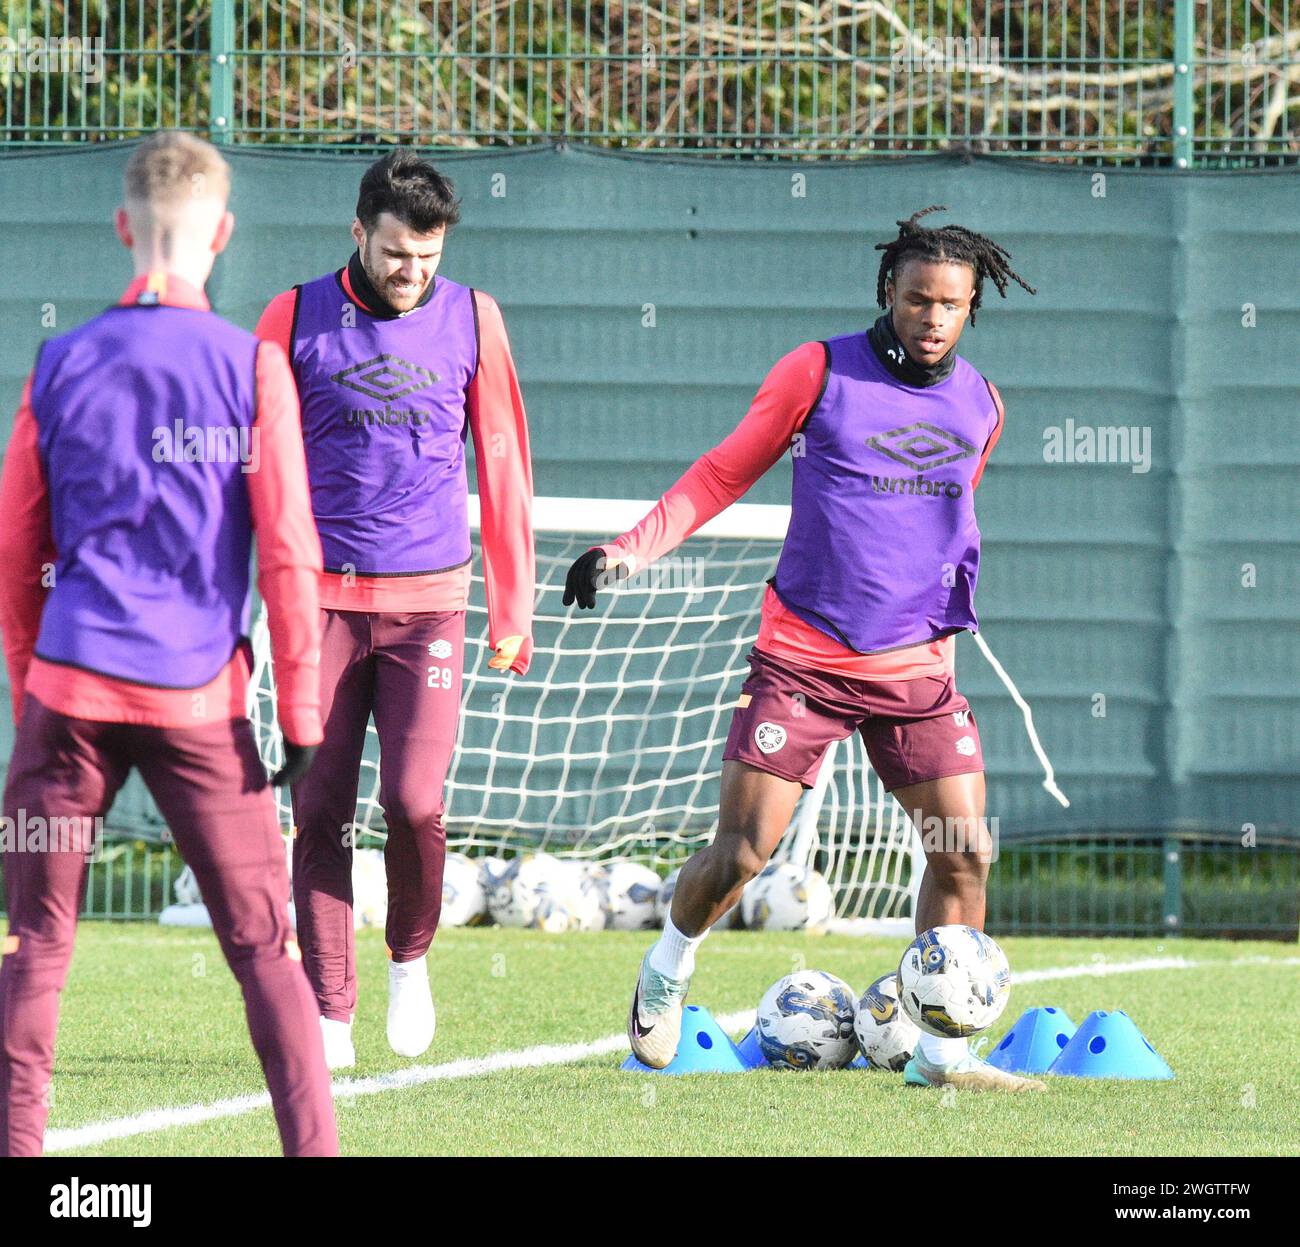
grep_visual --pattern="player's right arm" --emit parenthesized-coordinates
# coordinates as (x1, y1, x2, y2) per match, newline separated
(562, 341, 827, 608)
(0, 374, 58, 724)
(254, 288, 297, 356)
(247, 338, 325, 784)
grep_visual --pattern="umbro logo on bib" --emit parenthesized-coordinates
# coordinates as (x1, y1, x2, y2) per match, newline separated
(330, 354, 439, 400)
(754, 722, 787, 754)
(868, 422, 978, 471)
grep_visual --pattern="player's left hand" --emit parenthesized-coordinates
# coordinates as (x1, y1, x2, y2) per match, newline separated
(270, 741, 319, 788)
(562, 548, 629, 609)
(488, 634, 526, 672)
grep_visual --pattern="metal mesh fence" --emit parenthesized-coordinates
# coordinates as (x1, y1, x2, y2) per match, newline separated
(987, 834, 1300, 939)
(1, 1, 1295, 164)
(5, 832, 1293, 937)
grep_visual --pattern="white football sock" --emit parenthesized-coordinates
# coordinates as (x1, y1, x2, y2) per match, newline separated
(918, 1032, 969, 1065)
(389, 954, 428, 982)
(648, 917, 707, 980)
(319, 1016, 355, 1071)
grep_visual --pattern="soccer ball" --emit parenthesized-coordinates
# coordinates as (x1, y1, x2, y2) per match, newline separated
(897, 925, 1012, 1038)
(656, 867, 739, 929)
(755, 970, 858, 1070)
(478, 854, 511, 922)
(654, 868, 678, 926)
(599, 861, 661, 930)
(160, 866, 210, 928)
(574, 865, 609, 931)
(532, 862, 604, 932)
(352, 847, 388, 930)
(740, 863, 834, 931)
(488, 853, 598, 930)
(440, 852, 488, 927)
(173, 865, 203, 906)
(478, 855, 509, 894)
(853, 972, 920, 1071)
(478, 855, 509, 896)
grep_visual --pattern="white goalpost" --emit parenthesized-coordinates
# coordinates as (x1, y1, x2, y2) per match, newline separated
(248, 496, 930, 935)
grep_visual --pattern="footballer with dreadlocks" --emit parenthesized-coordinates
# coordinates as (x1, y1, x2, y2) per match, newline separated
(564, 206, 1042, 1091)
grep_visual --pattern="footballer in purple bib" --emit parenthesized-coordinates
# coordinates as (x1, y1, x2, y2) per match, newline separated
(565, 206, 1047, 1091)
(256, 151, 536, 1071)
(0, 134, 337, 1157)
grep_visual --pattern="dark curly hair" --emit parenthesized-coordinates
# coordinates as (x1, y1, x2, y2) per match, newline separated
(875, 205, 1036, 323)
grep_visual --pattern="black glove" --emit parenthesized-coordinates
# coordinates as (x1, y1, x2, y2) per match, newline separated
(270, 741, 319, 788)
(562, 548, 628, 609)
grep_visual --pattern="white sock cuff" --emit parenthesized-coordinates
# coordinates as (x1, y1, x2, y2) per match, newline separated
(918, 1032, 968, 1064)
(649, 917, 707, 978)
(664, 915, 706, 950)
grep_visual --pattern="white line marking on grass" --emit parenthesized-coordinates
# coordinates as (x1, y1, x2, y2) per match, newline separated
(1014, 956, 1192, 982)
(42, 1010, 749, 1155)
(42, 954, 1299, 1153)
(1013, 955, 1300, 982)
(46, 1092, 277, 1153)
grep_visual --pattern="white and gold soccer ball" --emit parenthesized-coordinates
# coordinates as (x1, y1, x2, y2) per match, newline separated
(853, 972, 920, 1071)
(440, 852, 488, 927)
(487, 852, 564, 928)
(654, 867, 679, 926)
(739, 862, 834, 931)
(488, 853, 600, 931)
(173, 865, 203, 907)
(352, 847, 388, 930)
(572, 863, 610, 931)
(598, 860, 661, 930)
(478, 855, 509, 895)
(755, 970, 858, 1070)
(896, 924, 1011, 1038)
(532, 861, 604, 932)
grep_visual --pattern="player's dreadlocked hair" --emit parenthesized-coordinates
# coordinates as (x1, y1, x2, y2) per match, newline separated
(874, 205, 1036, 324)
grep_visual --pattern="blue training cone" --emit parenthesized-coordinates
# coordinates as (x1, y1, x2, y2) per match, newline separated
(733, 1024, 769, 1071)
(986, 1006, 1077, 1075)
(621, 1005, 750, 1074)
(1048, 1010, 1174, 1080)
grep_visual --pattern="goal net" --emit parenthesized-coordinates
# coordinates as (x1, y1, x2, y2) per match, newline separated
(249, 497, 922, 933)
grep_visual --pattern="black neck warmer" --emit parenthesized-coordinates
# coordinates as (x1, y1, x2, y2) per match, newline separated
(345, 248, 436, 319)
(867, 310, 958, 388)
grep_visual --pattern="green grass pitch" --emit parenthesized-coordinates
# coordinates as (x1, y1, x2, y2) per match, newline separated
(43, 925, 1299, 1156)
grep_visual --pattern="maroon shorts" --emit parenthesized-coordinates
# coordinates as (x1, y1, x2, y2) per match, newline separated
(722, 647, 984, 792)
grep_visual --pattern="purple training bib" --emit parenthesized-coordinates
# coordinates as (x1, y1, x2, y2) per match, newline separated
(30, 303, 259, 687)
(290, 271, 478, 576)
(772, 330, 1001, 653)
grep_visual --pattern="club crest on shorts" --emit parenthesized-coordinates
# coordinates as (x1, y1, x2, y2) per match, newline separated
(754, 722, 787, 754)
(427, 639, 453, 659)
(954, 735, 976, 757)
